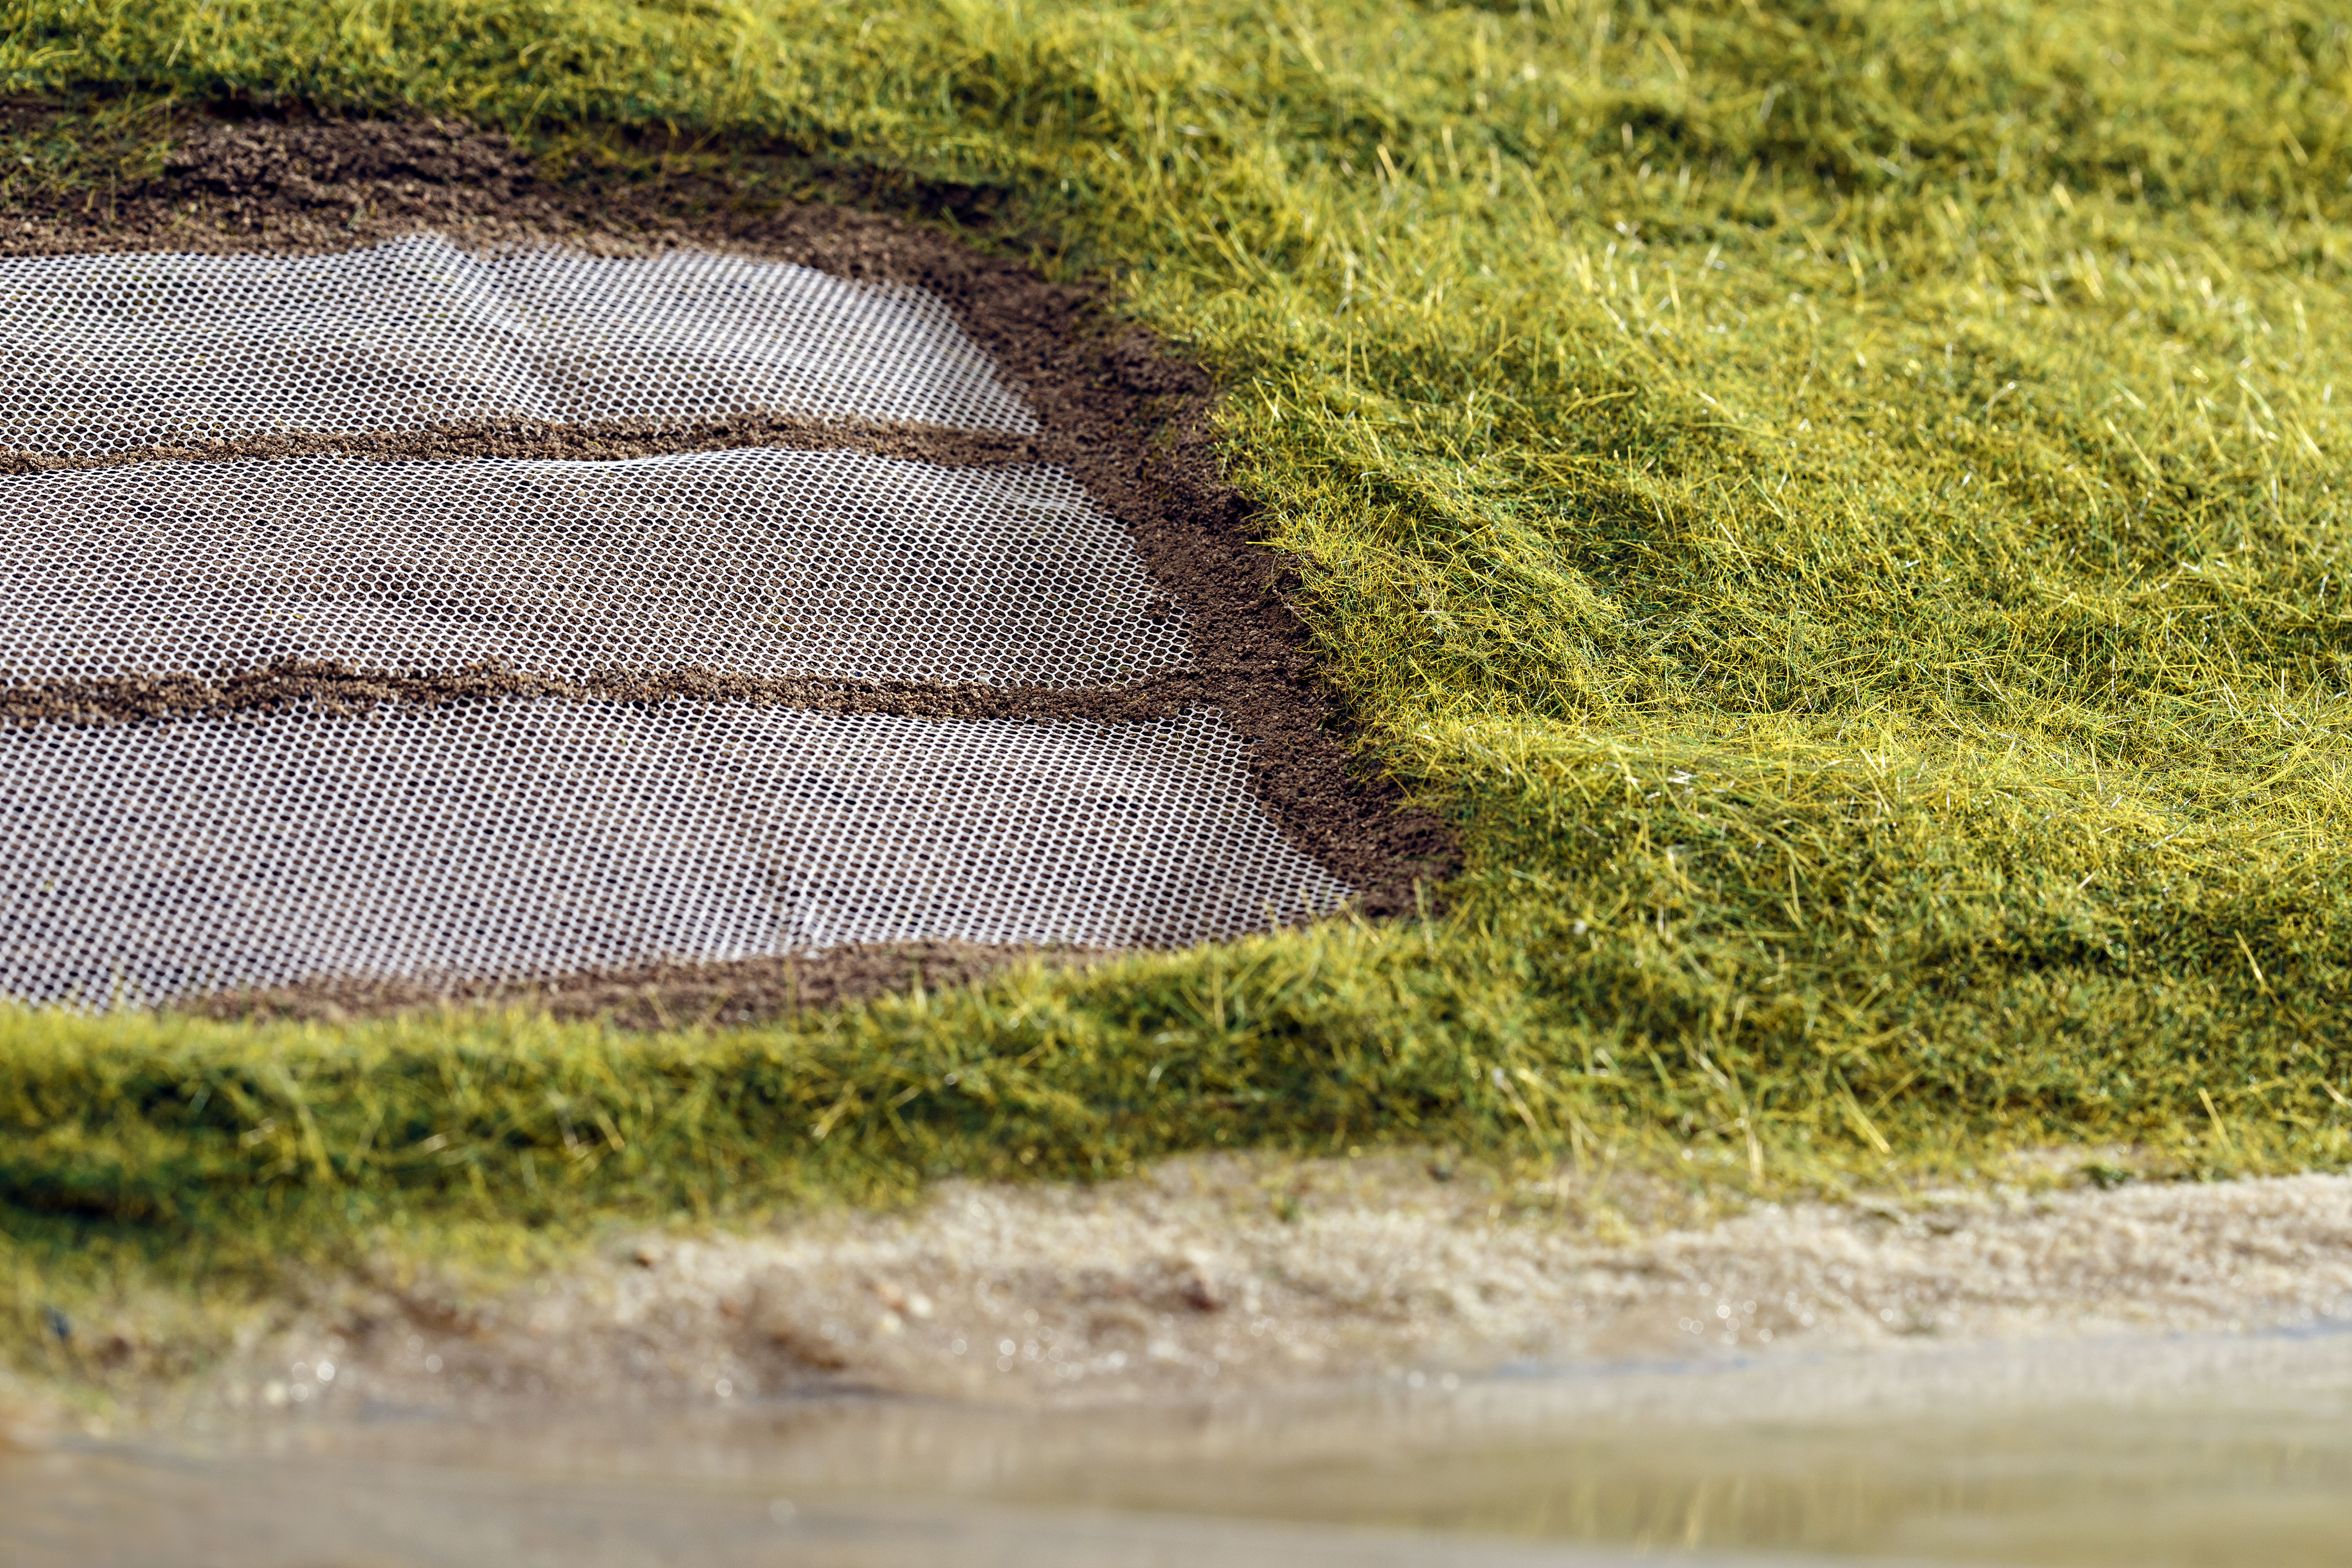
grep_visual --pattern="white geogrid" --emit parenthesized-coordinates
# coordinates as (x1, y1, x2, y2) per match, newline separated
(0, 233, 1038, 454)
(0, 701, 1350, 1009)
(0, 448, 1189, 689)
(0, 235, 1353, 1006)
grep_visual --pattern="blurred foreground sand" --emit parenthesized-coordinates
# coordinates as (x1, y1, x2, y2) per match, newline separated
(156, 1156, 2352, 1426)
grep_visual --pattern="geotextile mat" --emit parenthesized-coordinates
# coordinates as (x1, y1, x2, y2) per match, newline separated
(4, 234, 1040, 452)
(0, 450, 1188, 690)
(0, 106, 1454, 1019)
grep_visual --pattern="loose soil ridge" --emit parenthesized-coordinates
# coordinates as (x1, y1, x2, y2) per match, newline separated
(2, 656, 1261, 730)
(0, 413, 1043, 477)
(186, 942, 1099, 1033)
(2, 102, 1457, 1024)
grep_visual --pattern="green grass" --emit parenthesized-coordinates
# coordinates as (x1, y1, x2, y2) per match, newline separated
(6, 0, 2352, 1370)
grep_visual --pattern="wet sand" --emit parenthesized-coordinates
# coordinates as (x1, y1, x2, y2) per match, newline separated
(103, 1156, 2352, 1425)
(11, 1160, 2352, 1565)
(12, 1273, 2352, 1567)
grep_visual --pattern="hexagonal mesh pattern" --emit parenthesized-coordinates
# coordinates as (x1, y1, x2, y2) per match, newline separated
(1, 701, 1348, 1009)
(0, 233, 1038, 455)
(2, 448, 1187, 689)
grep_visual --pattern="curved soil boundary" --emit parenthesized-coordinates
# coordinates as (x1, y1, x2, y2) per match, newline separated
(2, 102, 1457, 1026)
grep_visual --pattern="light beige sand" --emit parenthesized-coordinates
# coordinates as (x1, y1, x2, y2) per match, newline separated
(0, 1370, 64, 1450)
(186, 1155, 2352, 1422)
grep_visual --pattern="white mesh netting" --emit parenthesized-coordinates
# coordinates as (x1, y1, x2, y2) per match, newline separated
(0, 233, 1038, 455)
(0, 448, 1188, 689)
(2, 236, 1350, 1010)
(1, 702, 1348, 1009)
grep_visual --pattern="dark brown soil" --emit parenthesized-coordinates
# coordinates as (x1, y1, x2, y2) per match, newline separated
(0, 110, 612, 256)
(5, 102, 1459, 1023)
(188, 942, 1099, 1032)
(4, 655, 1287, 730)
(0, 413, 1041, 478)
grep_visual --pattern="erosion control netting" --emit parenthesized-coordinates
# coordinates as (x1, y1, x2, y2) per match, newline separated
(0, 231, 1355, 1011)
(3, 703, 1344, 1010)
(0, 449, 1189, 689)
(0, 234, 1038, 455)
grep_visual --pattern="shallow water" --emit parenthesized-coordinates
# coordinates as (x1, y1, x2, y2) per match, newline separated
(10, 1325, 2352, 1567)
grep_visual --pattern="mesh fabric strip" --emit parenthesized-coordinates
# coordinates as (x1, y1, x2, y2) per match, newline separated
(2, 702, 1348, 1009)
(0, 234, 1037, 454)
(1, 449, 1187, 689)
(1, 236, 1354, 1011)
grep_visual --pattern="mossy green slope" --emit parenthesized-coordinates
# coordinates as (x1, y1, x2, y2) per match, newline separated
(3, 1, 2352, 1334)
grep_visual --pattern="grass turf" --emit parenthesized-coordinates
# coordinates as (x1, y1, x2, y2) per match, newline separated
(5, 0, 2352, 1364)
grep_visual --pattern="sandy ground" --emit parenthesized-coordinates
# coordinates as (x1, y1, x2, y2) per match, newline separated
(44, 1153, 2325, 1436)
(15, 1163, 2352, 1568)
